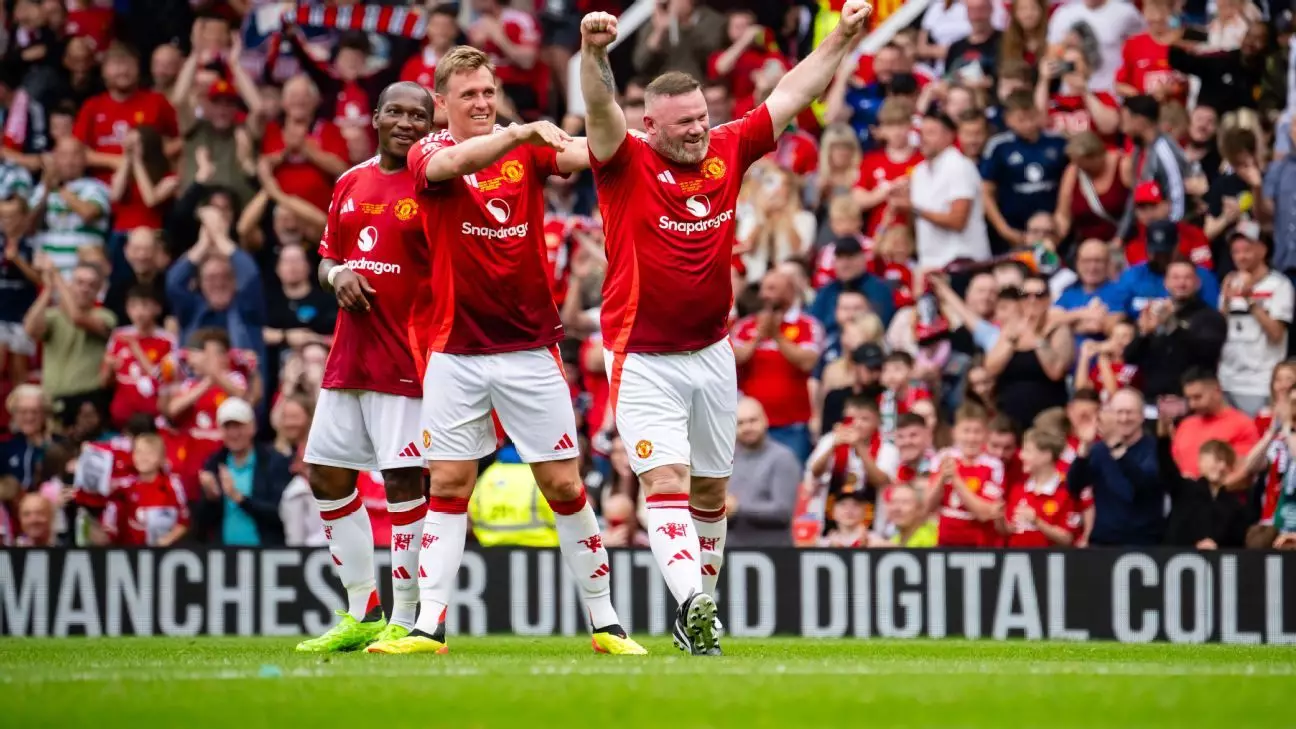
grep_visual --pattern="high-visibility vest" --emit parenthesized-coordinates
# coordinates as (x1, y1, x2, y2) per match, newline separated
(468, 462, 558, 548)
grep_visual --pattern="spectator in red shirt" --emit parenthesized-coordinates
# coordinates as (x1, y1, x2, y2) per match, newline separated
(399, 6, 461, 90)
(74, 43, 179, 182)
(1002, 427, 1083, 546)
(1075, 319, 1141, 396)
(1172, 368, 1260, 478)
(1113, 0, 1186, 103)
(853, 98, 923, 237)
(108, 127, 179, 235)
(732, 270, 826, 463)
(923, 402, 1006, 547)
(101, 285, 175, 429)
(1125, 181, 1212, 268)
(259, 76, 348, 216)
(1036, 38, 1120, 140)
(467, 0, 544, 115)
(100, 432, 189, 547)
(708, 10, 785, 121)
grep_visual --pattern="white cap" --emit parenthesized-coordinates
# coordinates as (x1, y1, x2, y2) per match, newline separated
(216, 398, 255, 425)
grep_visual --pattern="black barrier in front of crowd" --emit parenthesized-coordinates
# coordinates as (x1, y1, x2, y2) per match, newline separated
(1, 548, 1293, 643)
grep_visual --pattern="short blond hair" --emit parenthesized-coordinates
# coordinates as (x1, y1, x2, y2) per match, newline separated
(6, 383, 49, 417)
(434, 46, 496, 95)
(645, 71, 701, 103)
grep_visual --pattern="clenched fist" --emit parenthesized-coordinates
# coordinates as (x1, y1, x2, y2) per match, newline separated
(581, 12, 618, 50)
(839, 0, 873, 35)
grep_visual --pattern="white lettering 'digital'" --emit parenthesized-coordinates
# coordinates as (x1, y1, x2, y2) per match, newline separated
(657, 209, 735, 235)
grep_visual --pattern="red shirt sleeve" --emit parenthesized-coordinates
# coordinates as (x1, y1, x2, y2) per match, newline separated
(1116, 41, 1134, 87)
(528, 143, 562, 179)
(408, 133, 452, 193)
(707, 50, 724, 80)
(320, 175, 349, 259)
(735, 104, 777, 170)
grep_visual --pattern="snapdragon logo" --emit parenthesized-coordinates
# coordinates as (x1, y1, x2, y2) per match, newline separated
(659, 207, 735, 235)
(347, 259, 402, 275)
(462, 221, 530, 239)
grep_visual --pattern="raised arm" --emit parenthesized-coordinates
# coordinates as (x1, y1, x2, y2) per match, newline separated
(764, 0, 872, 138)
(579, 13, 628, 163)
(420, 122, 570, 183)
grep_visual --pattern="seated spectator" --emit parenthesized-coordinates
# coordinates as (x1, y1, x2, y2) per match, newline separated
(923, 403, 1005, 547)
(1123, 257, 1227, 407)
(98, 433, 188, 547)
(101, 286, 175, 429)
(1068, 388, 1165, 545)
(1219, 224, 1293, 416)
(166, 207, 266, 360)
(14, 491, 56, 546)
(1171, 369, 1260, 478)
(1001, 427, 1083, 546)
(1162, 437, 1249, 549)
(194, 398, 290, 546)
(1054, 132, 1130, 246)
(1, 384, 54, 492)
(22, 261, 114, 420)
(1124, 181, 1211, 268)
(0, 195, 40, 385)
(31, 139, 112, 279)
(733, 271, 824, 462)
(103, 228, 169, 325)
(728, 397, 802, 547)
(819, 485, 870, 547)
(900, 112, 990, 270)
(809, 236, 897, 334)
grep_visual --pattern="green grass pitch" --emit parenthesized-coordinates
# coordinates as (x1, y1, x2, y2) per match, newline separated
(2, 637, 1293, 728)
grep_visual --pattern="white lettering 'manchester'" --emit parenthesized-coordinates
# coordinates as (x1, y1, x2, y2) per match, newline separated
(657, 209, 735, 235)
(462, 221, 530, 239)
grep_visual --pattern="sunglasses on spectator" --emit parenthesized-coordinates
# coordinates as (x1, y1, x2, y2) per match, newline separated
(1022, 289, 1047, 299)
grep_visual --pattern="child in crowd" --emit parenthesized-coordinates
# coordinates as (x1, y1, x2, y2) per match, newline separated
(878, 351, 932, 438)
(99, 433, 187, 546)
(102, 286, 175, 429)
(924, 403, 1005, 547)
(1002, 428, 1083, 547)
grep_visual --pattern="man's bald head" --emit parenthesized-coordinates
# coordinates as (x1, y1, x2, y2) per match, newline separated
(736, 396, 769, 447)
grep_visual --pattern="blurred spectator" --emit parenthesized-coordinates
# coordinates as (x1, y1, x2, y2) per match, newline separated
(54, 37, 105, 109)
(709, 10, 785, 121)
(737, 167, 815, 282)
(998, 0, 1047, 69)
(1168, 23, 1268, 116)
(109, 127, 179, 239)
(271, 392, 312, 461)
(809, 236, 896, 335)
(1054, 131, 1130, 245)
(981, 91, 1068, 248)
(1068, 388, 1164, 545)
(98, 433, 188, 546)
(22, 261, 114, 417)
(166, 209, 266, 359)
(879, 481, 938, 546)
(260, 76, 348, 215)
(1163, 437, 1248, 549)
(101, 286, 174, 430)
(633, 0, 726, 81)
(1123, 257, 1227, 405)
(942, 0, 1002, 89)
(1108, 222, 1221, 321)
(74, 43, 179, 181)
(0, 196, 40, 385)
(195, 398, 289, 546)
(1117, 96, 1191, 241)
(31, 139, 111, 278)
(176, 77, 258, 207)
(728, 397, 802, 547)
(1045, 0, 1143, 93)
(955, 109, 990, 161)
(1074, 319, 1140, 396)
(986, 274, 1073, 429)
(804, 125, 860, 215)
(103, 228, 169, 324)
(924, 403, 1005, 547)
(1002, 427, 1082, 546)
(1202, 126, 1262, 248)
(1051, 238, 1117, 339)
(14, 491, 56, 546)
(279, 465, 325, 547)
(1172, 369, 1260, 478)
(852, 99, 922, 238)
(819, 485, 870, 547)
(467, 0, 545, 117)
(902, 112, 990, 269)
(1112, 0, 1184, 102)
(820, 343, 886, 433)
(1037, 27, 1120, 139)
(399, 7, 460, 89)
(1219, 224, 1293, 415)
(1, 384, 53, 491)
(264, 243, 335, 356)
(809, 396, 898, 514)
(1263, 122, 1296, 277)
(469, 457, 558, 547)
(733, 270, 824, 461)
(1124, 181, 1211, 268)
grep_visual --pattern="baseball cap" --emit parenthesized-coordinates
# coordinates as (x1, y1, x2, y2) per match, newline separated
(216, 398, 255, 426)
(1133, 181, 1164, 205)
(837, 484, 869, 501)
(852, 343, 885, 369)
(834, 236, 865, 257)
(207, 79, 239, 102)
(1229, 219, 1262, 244)
(1146, 219, 1179, 254)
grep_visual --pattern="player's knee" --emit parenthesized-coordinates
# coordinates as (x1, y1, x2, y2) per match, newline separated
(427, 461, 476, 499)
(307, 465, 358, 501)
(382, 467, 426, 503)
(639, 464, 689, 497)
(690, 476, 728, 510)
(532, 459, 583, 503)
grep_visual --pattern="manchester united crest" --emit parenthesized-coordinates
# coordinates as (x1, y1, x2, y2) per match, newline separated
(500, 160, 524, 183)
(965, 477, 981, 492)
(395, 198, 419, 221)
(635, 439, 653, 459)
(1042, 499, 1058, 516)
(701, 156, 726, 180)
(422, 429, 432, 449)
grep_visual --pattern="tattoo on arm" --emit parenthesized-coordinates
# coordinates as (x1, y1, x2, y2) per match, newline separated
(596, 53, 615, 94)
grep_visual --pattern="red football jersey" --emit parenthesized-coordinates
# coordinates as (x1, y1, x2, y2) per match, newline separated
(407, 127, 564, 354)
(1003, 473, 1083, 548)
(1047, 92, 1119, 139)
(262, 119, 350, 214)
(74, 90, 179, 181)
(1125, 222, 1213, 268)
(1086, 358, 1142, 396)
(542, 213, 593, 308)
(103, 472, 189, 546)
(856, 147, 923, 236)
(1116, 33, 1186, 101)
(592, 105, 777, 353)
(106, 326, 176, 427)
(870, 258, 916, 308)
(731, 310, 824, 428)
(474, 9, 541, 87)
(319, 158, 430, 397)
(931, 448, 1005, 547)
(399, 46, 443, 89)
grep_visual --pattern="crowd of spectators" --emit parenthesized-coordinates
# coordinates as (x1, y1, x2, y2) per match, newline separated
(2, 0, 1296, 554)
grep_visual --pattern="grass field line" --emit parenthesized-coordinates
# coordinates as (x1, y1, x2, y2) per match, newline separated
(3, 658, 1294, 684)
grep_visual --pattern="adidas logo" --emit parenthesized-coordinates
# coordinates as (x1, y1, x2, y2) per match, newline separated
(701, 565, 718, 576)
(398, 442, 421, 458)
(553, 433, 574, 450)
(589, 563, 609, 579)
(656, 170, 676, 185)
(418, 566, 427, 578)
(667, 550, 693, 566)
(340, 199, 356, 214)
(392, 566, 412, 579)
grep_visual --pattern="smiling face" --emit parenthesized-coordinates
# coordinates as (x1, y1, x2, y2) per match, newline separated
(437, 65, 498, 140)
(375, 84, 433, 161)
(645, 88, 711, 165)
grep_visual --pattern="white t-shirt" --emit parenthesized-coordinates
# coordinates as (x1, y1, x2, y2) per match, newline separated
(1046, 0, 1145, 93)
(1220, 270, 1295, 397)
(910, 146, 990, 269)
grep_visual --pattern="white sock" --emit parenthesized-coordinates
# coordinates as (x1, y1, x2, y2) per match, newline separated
(645, 492, 703, 605)
(549, 489, 620, 629)
(413, 496, 469, 636)
(691, 504, 727, 599)
(317, 491, 379, 620)
(387, 497, 427, 629)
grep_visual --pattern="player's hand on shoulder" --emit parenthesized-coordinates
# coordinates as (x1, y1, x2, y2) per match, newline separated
(581, 12, 618, 49)
(332, 267, 376, 313)
(517, 121, 572, 151)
